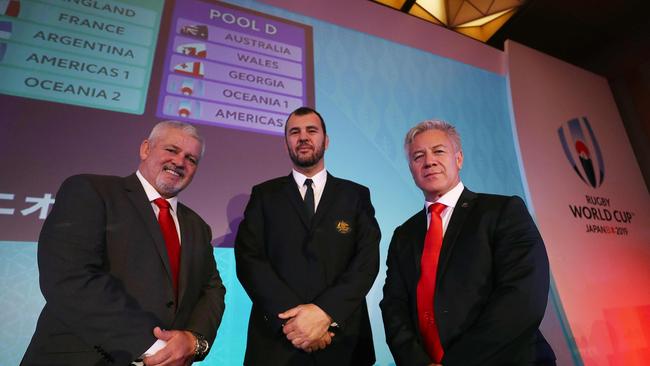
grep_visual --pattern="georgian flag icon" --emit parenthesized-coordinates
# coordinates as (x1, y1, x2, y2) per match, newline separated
(173, 61, 204, 78)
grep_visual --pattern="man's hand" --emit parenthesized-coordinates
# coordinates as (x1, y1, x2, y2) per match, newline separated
(143, 327, 195, 366)
(305, 331, 335, 353)
(278, 304, 332, 350)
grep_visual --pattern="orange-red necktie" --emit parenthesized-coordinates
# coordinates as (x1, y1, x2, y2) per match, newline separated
(417, 202, 446, 363)
(153, 198, 181, 297)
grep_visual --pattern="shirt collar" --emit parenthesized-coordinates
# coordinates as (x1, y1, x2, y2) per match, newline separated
(425, 181, 464, 211)
(136, 170, 178, 212)
(292, 168, 327, 189)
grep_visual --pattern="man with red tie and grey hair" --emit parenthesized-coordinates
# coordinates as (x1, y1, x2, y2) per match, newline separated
(380, 120, 556, 366)
(22, 121, 225, 366)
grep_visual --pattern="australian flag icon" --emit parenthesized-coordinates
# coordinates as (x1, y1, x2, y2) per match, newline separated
(180, 24, 208, 39)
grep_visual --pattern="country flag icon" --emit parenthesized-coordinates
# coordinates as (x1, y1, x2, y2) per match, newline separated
(0, 43, 7, 61)
(179, 78, 204, 96)
(164, 98, 201, 118)
(176, 42, 207, 58)
(180, 24, 208, 39)
(0, 20, 12, 40)
(181, 79, 194, 96)
(1, 0, 20, 17)
(173, 61, 204, 78)
(178, 100, 192, 117)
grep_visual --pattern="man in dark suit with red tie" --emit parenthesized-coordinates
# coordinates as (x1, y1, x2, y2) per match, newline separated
(22, 121, 225, 366)
(235, 107, 381, 365)
(380, 120, 556, 366)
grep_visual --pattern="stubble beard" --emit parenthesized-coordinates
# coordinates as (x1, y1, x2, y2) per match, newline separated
(289, 141, 325, 168)
(155, 167, 186, 198)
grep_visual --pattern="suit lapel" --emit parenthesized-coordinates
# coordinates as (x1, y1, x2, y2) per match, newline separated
(310, 173, 339, 230)
(123, 174, 174, 290)
(411, 209, 428, 280)
(437, 188, 476, 280)
(282, 173, 311, 229)
(177, 204, 192, 310)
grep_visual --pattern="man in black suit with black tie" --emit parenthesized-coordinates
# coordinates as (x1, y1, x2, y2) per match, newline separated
(22, 121, 225, 366)
(380, 120, 556, 366)
(235, 107, 381, 365)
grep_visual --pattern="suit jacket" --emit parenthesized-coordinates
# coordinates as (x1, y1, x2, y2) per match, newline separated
(22, 174, 225, 366)
(235, 173, 381, 366)
(380, 188, 556, 366)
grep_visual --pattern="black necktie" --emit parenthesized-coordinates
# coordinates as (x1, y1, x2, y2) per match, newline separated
(304, 178, 315, 221)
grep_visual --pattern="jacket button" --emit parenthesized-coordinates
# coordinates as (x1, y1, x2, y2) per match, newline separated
(166, 301, 174, 308)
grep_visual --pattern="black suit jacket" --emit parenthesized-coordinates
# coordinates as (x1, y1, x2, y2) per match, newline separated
(380, 188, 556, 366)
(235, 173, 381, 366)
(22, 174, 225, 366)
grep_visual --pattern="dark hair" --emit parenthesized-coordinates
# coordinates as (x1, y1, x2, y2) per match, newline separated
(285, 106, 327, 135)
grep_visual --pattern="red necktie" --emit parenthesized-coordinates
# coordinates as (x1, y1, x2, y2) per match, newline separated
(153, 198, 181, 297)
(417, 202, 446, 363)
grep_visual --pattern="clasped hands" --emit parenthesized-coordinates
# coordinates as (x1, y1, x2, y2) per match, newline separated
(278, 304, 335, 353)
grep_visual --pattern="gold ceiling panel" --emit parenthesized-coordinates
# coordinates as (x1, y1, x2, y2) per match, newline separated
(374, 0, 407, 9)
(450, 1, 485, 26)
(370, 0, 525, 43)
(415, 0, 447, 24)
(468, 0, 493, 14)
(458, 8, 512, 27)
(446, 0, 465, 24)
(410, 3, 444, 25)
(488, 0, 524, 13)
(455, 8, 516, 41)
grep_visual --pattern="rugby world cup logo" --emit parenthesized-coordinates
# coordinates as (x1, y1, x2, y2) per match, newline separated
(558, 117, 605, 188)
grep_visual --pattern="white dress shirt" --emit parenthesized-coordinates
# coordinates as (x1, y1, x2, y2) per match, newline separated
(424, 181, 465, 236)
(136, 170, 181, 243)
(292, 168, 327, 211)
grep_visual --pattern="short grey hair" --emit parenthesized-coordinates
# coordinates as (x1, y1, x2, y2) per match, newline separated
(148, 120, 205, 158)
(404, 120, 462, 156)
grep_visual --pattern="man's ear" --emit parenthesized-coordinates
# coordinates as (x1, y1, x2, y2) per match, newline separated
(140, 139, 150, 161)
(456, 150, 464, 170)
